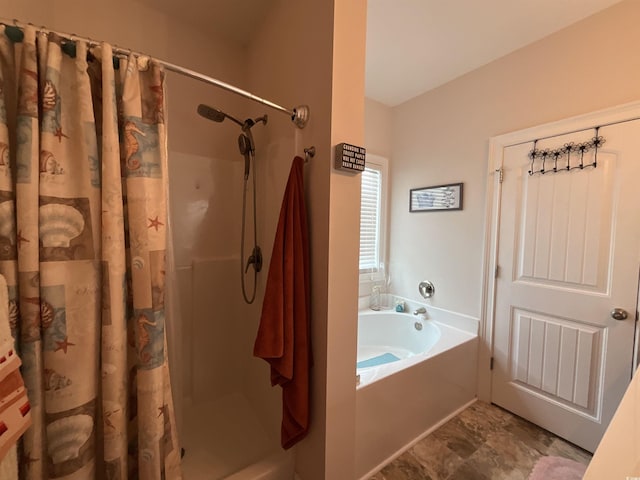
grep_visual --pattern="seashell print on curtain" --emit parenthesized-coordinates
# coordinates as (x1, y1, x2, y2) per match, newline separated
(0, 24, 182, 479)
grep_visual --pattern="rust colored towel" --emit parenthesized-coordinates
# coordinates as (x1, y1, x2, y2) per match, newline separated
(254, 156, 310, 449)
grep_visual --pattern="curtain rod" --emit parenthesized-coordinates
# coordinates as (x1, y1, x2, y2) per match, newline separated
(1, 18, 310, 129)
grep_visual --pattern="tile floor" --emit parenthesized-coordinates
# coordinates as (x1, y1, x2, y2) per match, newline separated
(370, 401, 592, 480)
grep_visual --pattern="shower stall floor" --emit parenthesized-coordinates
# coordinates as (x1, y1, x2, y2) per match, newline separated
(181, 393, 293, 479)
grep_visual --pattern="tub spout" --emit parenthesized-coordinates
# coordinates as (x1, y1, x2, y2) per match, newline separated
(413, 307, 426, 315)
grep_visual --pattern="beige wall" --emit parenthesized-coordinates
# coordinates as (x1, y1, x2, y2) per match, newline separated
(244, 1, 335, 477)
(389, 0, 640, 318)
(365, 97, 393, 159)
(246, 1, 366, 478)
(325, 0, 367, 477)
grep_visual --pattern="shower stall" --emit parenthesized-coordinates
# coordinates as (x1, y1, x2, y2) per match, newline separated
(167, 99, 305, 477)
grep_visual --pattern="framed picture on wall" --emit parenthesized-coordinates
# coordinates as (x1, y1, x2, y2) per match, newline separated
(409, 182, 463, 212)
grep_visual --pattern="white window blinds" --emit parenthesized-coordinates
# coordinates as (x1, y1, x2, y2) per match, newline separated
(359, 166, 382, 272)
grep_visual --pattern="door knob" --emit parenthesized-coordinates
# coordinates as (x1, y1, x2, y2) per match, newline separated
(610, 308, 628, 321)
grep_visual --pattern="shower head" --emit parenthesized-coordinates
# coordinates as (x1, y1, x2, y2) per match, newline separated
(197, 104, 244, 128)
(197, 104, 225, 122)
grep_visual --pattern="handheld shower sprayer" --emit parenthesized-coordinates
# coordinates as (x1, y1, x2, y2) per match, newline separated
(237, 116, 267, 179)
(196, 103, 267, 304)
(238, 134, 252, 180)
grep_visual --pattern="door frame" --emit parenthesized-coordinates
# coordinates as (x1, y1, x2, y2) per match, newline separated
(478, 100, 640, 403)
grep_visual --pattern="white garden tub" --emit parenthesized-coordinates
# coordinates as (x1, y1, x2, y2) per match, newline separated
(355, 304, 479, 479)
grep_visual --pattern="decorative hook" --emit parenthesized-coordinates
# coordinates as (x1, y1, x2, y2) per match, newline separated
(593, 126, 604, 168)
(540, 149, 550, 174)
(528, 139, 538, 175)
(552, 150, 562, 172)
(304, 146, 316, 163)
(563, 143, 574, 171)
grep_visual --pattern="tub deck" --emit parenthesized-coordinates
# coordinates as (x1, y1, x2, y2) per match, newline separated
(357, 319, 476, 388)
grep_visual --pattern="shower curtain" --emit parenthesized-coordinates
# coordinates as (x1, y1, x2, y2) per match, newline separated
(0, 25, 181, 479)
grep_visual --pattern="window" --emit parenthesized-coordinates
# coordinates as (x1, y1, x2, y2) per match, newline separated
(359, 166, 381, 272)
(359, 155, 387, 278)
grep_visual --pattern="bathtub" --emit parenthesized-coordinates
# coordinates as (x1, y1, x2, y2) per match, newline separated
(355, 304, 479, 479)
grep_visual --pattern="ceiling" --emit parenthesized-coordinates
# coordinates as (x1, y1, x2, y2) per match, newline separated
(137, 0, 624, 107)
(366, 0, 624, 106)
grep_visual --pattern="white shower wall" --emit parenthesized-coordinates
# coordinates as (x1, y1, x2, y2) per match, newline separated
(167, 103, 286, 467)
(167, 148, 245, 402)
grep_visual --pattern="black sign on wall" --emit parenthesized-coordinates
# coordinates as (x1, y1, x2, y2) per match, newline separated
(335, 143, 366, 173)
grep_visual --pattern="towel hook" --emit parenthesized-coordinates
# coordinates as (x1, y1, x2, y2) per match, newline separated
(304, 146, 315, 163)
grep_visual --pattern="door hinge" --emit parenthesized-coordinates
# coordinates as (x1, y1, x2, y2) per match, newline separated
(496, 168, 503, 183)
(490, 357, 494, 370)
(495, 265, 500, 278)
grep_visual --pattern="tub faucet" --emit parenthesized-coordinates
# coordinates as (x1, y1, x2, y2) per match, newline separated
(413, 307, 426, 315)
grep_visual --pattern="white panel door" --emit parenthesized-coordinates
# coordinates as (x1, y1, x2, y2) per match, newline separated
(492, 119, 640, 452)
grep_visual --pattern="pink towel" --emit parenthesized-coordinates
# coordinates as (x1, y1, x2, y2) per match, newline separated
(0, 275, 31, 462)
(0, 348, 31, 461)
(254, 156, 310, 449)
